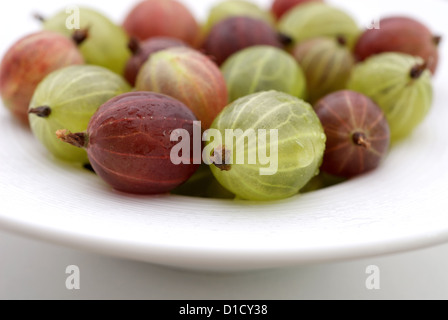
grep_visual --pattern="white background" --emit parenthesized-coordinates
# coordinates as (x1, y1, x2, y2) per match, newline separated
(1, 0, 448, 300)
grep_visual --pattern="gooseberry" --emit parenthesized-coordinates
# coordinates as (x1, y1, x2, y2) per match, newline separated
(347, 53, 433, 141)
(0, 31, 84, 125)
(271, 0, 324, 20)
(203, 0, 275, 34)
(57, 92, 200, 195)
(202, 16, 285, 66)
(136, 47, 228, 129)
(221, 46, 306, 102)
(292, 36, 355, 104)
(42, 7, 131, 75)
(314, 90, 390, 178)
(123, 0, 201, 47)
(354, 16, 441, 74)
(124, 37, 188, 86)
(206, 90, 326, 201)
(278, 2, 360, 48)
(28, 65, 131, 163)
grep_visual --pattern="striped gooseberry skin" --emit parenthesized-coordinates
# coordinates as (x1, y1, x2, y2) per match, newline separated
(123, 0, 201, 47)
(29, 65, 131, 164)
(292, 37, 355, 104)
(86, 92, 199, 195)
(202, 16, 283, 66)
(347, 53, 433, 141)
(208, 90, 326, 201)
(0, 31, 84, 125)
(221, 46, 307, 102)
(136, 47, 228, 129)
(271, 0, 323, 20)
(314, 90, 390, 178)
(278, 2, 360, 49)
(124, 37, 188, 86)
(354, 17, 440, 74)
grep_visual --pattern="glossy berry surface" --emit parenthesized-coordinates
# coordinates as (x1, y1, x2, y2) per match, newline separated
(354, 16, 440, 74)
(136, 47, 228, 129)
(124, 37, 188, 86)
(123, 0, 201, 47)
(0, 31, 84, 125)
(202, 16, 284, 66)
(60, 92, 200, 194)
(314, 90, 390, 178)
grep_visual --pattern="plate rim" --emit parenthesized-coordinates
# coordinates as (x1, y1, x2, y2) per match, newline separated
(2, 208, 448, 271)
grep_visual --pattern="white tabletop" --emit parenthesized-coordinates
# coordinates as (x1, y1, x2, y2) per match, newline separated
(1, 229, 447, 300)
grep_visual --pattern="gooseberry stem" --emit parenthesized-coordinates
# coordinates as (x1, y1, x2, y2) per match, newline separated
(72, 29, 89, 46)
(33, 12, 46, 23)
(278, 33, 294, 47)
(410, 61, 428, 79)
(128, 37, 141, 55)
(210, 145, 232, 171)
(83, 163, 95, 173)
(352, 132, 371, 149)
(336, 35, 347, 46)
(56, 129, 88, 149)
(29, 106, 52, 118)
(433, 35, 442, 46)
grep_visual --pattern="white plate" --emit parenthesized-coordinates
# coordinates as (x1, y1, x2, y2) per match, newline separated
(1, 0, 448, 272)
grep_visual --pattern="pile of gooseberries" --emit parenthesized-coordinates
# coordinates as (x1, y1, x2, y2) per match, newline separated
(0, 0, 440, 202)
